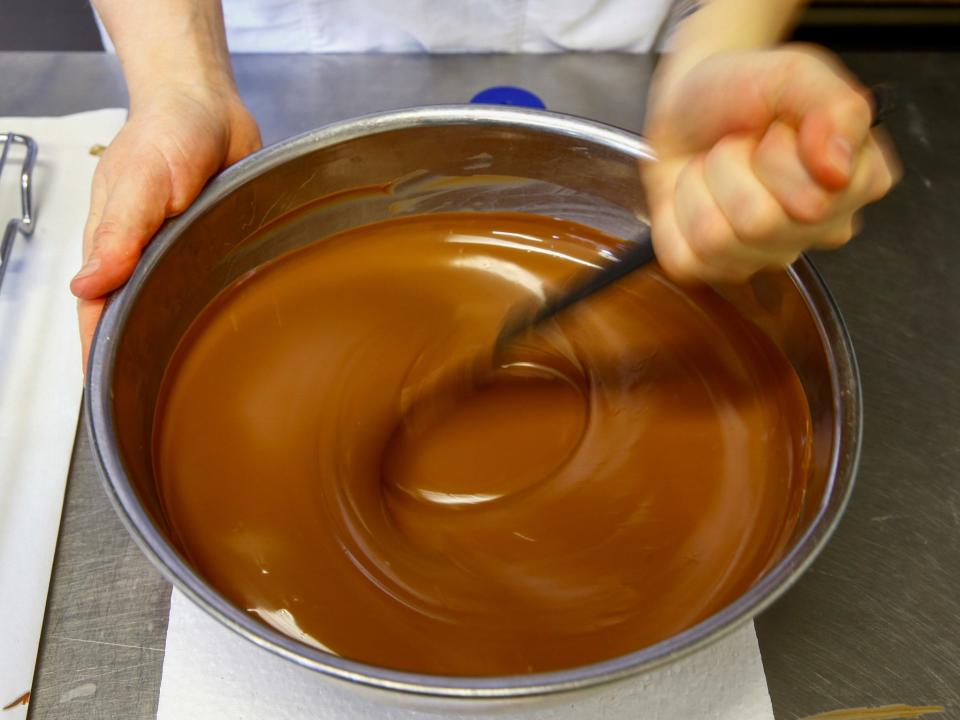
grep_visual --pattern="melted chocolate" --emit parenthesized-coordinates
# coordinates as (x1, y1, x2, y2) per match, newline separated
(154, 212, 810, 675)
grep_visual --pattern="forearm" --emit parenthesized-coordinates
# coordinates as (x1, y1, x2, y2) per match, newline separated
(92, 0, 235, 110)
(663, 0, 805, 80)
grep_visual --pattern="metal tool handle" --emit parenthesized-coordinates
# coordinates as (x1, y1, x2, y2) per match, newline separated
(0, 133, 39, 295)
(869, 83, 898, 128)
(526, 229, 654, 328)
(495, 228, 656, 351)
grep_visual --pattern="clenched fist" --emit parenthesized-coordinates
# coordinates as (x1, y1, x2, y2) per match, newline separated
(643, 45, 899, 283)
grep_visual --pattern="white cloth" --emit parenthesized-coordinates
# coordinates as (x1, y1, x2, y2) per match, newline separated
(0, 109, 128, 720)
(97, 0, 673, 54)
(158, 590, 774, 720)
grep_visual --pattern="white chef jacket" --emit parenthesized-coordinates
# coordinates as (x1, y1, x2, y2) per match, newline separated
(98, 0, 675, 54)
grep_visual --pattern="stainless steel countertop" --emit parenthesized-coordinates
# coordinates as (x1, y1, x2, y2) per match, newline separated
(1, 51, 957, 720)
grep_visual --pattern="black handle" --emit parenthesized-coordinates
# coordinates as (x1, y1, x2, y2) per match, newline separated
(496, 228, 655, 349)
(870, 82, 898, 128)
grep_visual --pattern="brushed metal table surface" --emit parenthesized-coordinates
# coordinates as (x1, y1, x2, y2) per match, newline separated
(0, 51, 956, 720)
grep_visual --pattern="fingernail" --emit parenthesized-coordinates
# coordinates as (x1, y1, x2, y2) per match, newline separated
(73, 255, 101, 282)
(828, 137, 853, 178)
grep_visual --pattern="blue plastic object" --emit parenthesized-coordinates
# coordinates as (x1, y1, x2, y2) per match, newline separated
(470, 86, 546, 109)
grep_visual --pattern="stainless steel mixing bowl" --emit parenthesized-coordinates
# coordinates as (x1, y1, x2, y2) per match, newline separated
(86, 106, 860, 705)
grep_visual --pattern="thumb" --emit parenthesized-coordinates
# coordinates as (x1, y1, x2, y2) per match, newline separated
(78, 297, 105, 372)
(71, 155, 170, 300)
(795, 84, 873, 191)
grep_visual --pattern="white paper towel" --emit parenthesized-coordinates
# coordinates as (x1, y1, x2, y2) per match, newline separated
(158, 589, 774, 719)
(0, 109, 127, 719)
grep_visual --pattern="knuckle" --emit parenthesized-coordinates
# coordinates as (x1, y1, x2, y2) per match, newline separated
(729, 193, 783, 245)
(818, 223, 855, 250)
(786, 42, 833, 63)
(709, 133, 741, 159)
(873, 164, 895, 200)
(164, 150, 194, 181)
(90, 221, 142, 263)
(754, 123, 794, 175)
(783, 251, 802, 267)
(666, 254, 700, 284)
(786, 187, 832, 224)
(779, 46, 831, 83)
(822, 235, 850, 250)
(166, 190, 192, 215)
(783, 43, 842, 76)
(653, 230, 700, 283)
(766, 121, 796, 150)
(166, 176, 196, 216)
(778, 48, 810, 75)
(91, 220, 121, 247)
(657, 244, 696, 283)
(688, 208, 733, 261)
(848, 93, 873, 132)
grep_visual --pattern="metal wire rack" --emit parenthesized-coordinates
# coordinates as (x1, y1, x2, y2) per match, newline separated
(0, 133, 38, 295)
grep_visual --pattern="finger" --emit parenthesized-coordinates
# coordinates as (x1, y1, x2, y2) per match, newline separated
(651, 203, 719, 285)
(703, 45, 871, 190)
(872, 125, 904, 189)
(70, 151, 171, 300)
(646, 52, 773, 156)
(755, 120, 898, 229)
(795, 86, 873, 191)
(78, 297, 106, 372)
(672, 155, 772, 281)
(831, 132, 899, 216)
(649, 46, 869, 170)
(758, 46, 874, 190)
(755, 125, 895, 253)
(81, 167, 108, 262)
(811, 212, 863, 251)
(797, 134, 892, 254)
(754, 121, 838, 224)
(702, 133, 801, 255)
(224, 121, 262, 167)
(645, 161, 718, 284)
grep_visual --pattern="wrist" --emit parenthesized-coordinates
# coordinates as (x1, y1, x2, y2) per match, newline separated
(95, 0, 237, 113)
(128, 73, 241, 116)
(656, 0, 802, 92)
(124, 47, 237, 114)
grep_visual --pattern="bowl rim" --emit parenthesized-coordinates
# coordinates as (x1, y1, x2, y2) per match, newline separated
(86, 104, 861, 699)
